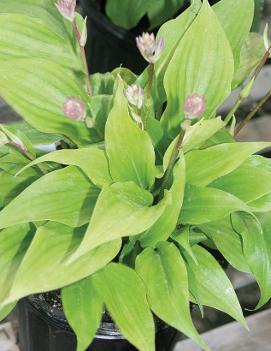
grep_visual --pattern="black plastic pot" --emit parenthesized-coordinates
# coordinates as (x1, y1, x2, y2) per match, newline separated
(80, 0, 148, 74)
(18, 296, 179, 351)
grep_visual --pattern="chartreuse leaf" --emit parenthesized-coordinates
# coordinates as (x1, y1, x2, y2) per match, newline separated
(199, 218, 250, 273)
(0, 14, 78, 68)
(233, 33, 265, 87)
(140, 155, 185, 247)
(0, 303, 16, 322)
(17, 148, 112, 188)
(185, 142, 271, 186)
(249, 193, 271, 212)
(171, 227, 198, 264)
(105, 78, 156, 189)
(256, 213, 271, 305)
(211, 158, 271, 203)
(213, 0, 254, 70)
(140, 0, 201, 102)
(0, 224, 34, 305)
(136, 242, 208, 350)
(70, 181, 168, 260)
(0, 59, 97, 146)
(184, 245, 246, 327)
(62, 277, 103, 351)
(161, 0, 234, 141)
(182, 118, 225, 153)
(0, 166, 100, 229)
(92, 263, 155, 351)
(3, 222, 121, 306)
(180, 184, 249, 225)
(0, 0, 66, 37)
(231, 213, 271, 308)
(88, 95, 113, 137)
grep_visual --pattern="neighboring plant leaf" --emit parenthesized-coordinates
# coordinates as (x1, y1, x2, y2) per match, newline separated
(251, 0, 265, 32)
(70, 181, 168, 260)
(90, 73, 115, 96)
(62, 277, 103, 351)
(148, 0, 185, 29)
(92, 263, 155, 351)
(4, 222, 121, 306)
(184, 245, 246, 327)
(231, 213, 271, 308)
(18, 148, 112, 188)
(136, 242, 208, 350)
(233, 33, 265, 88)
(0, 224, 34, 304)
(180, 185, 249, 225)
(0, 302, 16, 322)
(0, 166, 100, 229)
(0, 58, 97, 146)
(213, 0, 254, 70)
(249, 192, 271, 212)
(105, 0, 147, 30)
(105, 78, 156, 189)
(88, 95, 113, 137)
(140, 154, 185, 247)
(185, 142, 271, 186)
(161, 0, 234, 142)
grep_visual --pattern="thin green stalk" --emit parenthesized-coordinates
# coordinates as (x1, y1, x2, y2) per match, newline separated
(147, 63, 154, 98)
(72, 22, 92, 96)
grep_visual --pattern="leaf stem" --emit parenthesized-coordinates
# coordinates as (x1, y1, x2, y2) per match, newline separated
(147, 63, 154, 98)
(224, 44, 271, 125)
(234, 89, 271, 136)
(157, 130, 185, 200)
(72, 21, 92, 96)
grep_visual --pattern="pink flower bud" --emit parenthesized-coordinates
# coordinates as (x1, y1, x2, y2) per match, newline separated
(63, 96, 86, 121)
(184, 94, 206, 119)
(125, 84, 144, 109)
(55, 0, 76, 22)
(136, 33, 164, 64)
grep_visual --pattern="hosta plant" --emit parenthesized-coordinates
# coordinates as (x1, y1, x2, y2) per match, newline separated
(0, 0, 270, 350)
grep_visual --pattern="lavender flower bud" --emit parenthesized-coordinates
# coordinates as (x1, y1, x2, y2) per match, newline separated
(184, 94, 206, 119)
(63, 96, 86, 121)
(136, 33, 164, 64)
(55, 0, 76, 22)
(125, 84, 144, 109)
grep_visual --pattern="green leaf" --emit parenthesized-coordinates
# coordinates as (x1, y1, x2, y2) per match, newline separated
(70, 181, 168, 260)
(62, 277, 103, 351)
(171, 227, 198, 264)
(0, 303, 16, 322)
(148, 0, 185, 29)
(18, 147, 112, 188)
(0, 14, 78, 68)
(213, 0, 254, 70)
(249, 193, 271, 212)
(185, 142, 271, 186)
(231, 213, 271, 308)
(199, 218, 250, 273)
(92, 263, 155, 351)
(0, 58, 97, 146)
(90, 73, 115, 96)
(184, 245, 246, 326)
(105, 0, 147, 29)
(0, 0, 66, 37)
(88, 95, 113, 137)
(211, 158, 271, 203)
(141, 0, 201, 102)
(136, 242, 208, 350)
(180, 184, 249, 225)
(233, 33, 265, 87)
(105, 78, 156, 189)
(140, 155, 185, 247)
(182, 118, 225, 153)
(161, 0, 234, 141)
(3, 222, 121, 306)
(0, 224, 34, 304)
(0, 166, 100, 229)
